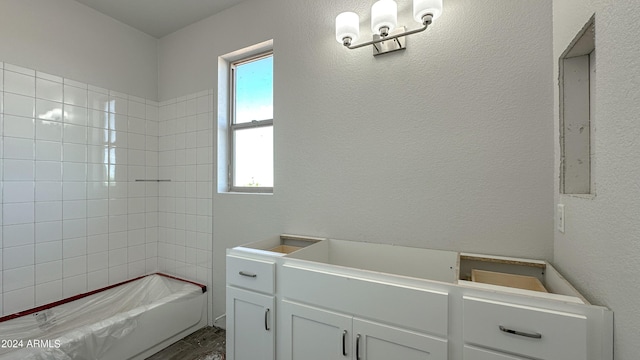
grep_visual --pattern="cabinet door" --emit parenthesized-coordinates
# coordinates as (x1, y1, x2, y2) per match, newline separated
(226, 286, 275, 360)
(353, 318, 448, 360)
(281, 300, 353, 360)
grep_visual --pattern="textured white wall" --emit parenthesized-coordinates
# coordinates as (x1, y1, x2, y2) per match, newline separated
(0, 0, 158, 100)
(553, 1, 640, 359)
(159, 0, 554, 319)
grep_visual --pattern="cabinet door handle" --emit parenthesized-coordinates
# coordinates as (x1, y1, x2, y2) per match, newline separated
(499, 325, 542, 339)
(356, 334, 361, 360)
(342, 330, 347, 356)
(264, 308, 270, 331)
(239, 271, 257, 278)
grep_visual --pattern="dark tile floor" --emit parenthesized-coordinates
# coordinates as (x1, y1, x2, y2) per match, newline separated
(146, 326, 226, 360)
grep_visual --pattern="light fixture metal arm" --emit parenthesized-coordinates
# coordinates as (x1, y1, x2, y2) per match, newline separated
(343, 14, 433, 50)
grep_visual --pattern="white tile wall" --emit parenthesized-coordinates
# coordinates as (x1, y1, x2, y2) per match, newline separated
(0, 62, 161, 315)
(157, 90, 213, 289)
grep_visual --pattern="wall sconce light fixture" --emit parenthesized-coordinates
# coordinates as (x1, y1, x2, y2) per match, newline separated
(336, 0, 443, 56)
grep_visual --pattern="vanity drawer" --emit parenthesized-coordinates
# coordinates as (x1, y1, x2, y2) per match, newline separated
(464, 345, 527, 360)
(227, 255, 275, 294)
(463, 296, 587, 360)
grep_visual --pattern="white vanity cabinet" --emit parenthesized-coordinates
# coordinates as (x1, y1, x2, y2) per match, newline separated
(456, 253, 612, 360)
(226, 236, 613, 360)
(281, 301, 447, 360)
(277, 240, 451, 360)
(226, 254, 277, 360)
(226, 235, 323, 360)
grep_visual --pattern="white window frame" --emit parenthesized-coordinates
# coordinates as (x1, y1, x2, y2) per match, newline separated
(228, 51, 274, 193)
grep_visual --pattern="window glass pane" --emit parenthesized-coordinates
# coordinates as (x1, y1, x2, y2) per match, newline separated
(234, 126, 273, 187)
(234, 55, 273, 124)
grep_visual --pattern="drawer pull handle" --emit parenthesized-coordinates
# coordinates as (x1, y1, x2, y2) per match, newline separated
(342, 330, 347, 356)
(239, 271, 257, 278)
(499, 325, 542, 339)
(356, 334, 361, 360)
(264, 308, 270, 331)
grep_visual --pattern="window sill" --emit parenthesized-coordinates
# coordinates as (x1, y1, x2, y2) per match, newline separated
(221, 190, 273, 195)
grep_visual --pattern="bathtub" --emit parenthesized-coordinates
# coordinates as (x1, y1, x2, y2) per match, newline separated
(0, 273, 207, 360)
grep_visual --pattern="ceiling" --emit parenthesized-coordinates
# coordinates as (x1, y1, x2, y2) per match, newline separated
(73, 0, 246, 38)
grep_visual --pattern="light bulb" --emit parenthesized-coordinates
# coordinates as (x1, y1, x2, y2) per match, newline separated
(413, 0, 443, 24)
(371, 0, 397, 36)
(336, 12, 360, 44)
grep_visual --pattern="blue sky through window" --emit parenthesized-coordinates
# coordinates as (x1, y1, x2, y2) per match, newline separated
(233, 54, 274, 188)
(235, 56, 273, 124)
